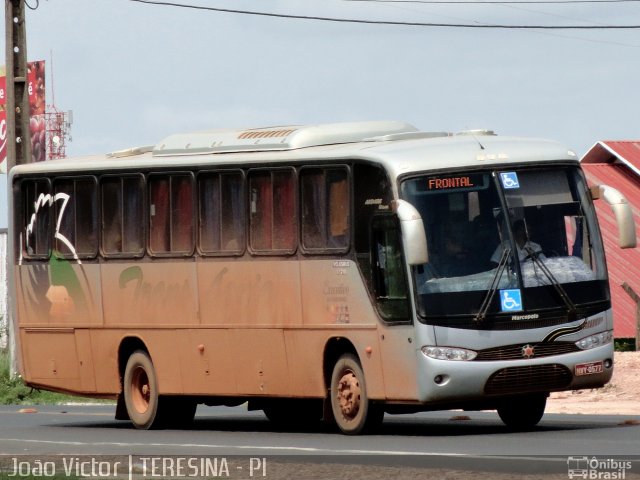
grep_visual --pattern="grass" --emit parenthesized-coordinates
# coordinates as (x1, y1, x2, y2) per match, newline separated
(0, 349, 106, 405)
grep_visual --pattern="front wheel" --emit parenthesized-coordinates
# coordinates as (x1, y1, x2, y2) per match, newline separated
(497, 393, 547, 431)
(330, 354, 383, 435)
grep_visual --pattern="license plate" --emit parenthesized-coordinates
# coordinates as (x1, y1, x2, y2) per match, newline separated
(575, 361, 604, 376)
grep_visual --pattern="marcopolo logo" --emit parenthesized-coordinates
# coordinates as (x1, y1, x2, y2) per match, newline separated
(567, 456, 632, 479)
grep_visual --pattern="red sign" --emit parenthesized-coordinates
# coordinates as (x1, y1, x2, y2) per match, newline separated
(0, 60, 46, 167)
(0, 109, 6, 172)
(0, 76, 6, 106)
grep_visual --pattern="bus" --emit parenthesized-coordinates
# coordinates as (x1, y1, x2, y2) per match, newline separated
(7, 121, 636, 434)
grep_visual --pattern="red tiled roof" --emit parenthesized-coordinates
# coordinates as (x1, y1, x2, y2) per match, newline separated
(582, 141, 640, 176)
(581, 144, 640, 338)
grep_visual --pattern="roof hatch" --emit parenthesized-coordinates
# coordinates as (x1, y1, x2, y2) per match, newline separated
(153, 121, 418, 156)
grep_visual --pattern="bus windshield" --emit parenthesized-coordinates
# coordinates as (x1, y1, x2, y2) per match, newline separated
(400, 167, 608, 323)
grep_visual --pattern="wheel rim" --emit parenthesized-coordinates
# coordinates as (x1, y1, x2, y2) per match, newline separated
(336, 369, 361, 420)
(131, 366, 151, 414)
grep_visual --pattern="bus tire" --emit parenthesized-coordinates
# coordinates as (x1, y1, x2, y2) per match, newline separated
(497, 393, 547, 431)
(124, 350, 166, 430)
(330, 353, 383, 435)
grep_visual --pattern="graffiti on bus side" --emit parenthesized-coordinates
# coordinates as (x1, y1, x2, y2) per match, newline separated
(118, 266, 194, 317)
(206, 266, 292, 322)
(22, 192, 81, 262)
(20, 192, 90, 321)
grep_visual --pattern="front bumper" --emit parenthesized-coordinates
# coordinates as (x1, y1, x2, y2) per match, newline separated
(417, 343, 614, 403)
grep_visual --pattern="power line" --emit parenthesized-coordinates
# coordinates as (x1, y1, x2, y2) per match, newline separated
(24, 0, 40, 10)
(129, 0, 640, 29)
(342, 0, 640, 4)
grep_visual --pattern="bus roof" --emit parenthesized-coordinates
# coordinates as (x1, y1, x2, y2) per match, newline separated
(9, 121, 578, 181)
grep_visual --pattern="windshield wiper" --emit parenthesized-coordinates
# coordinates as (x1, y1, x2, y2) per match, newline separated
(523, 246, 577, 321)
(475, 247, 511, 324)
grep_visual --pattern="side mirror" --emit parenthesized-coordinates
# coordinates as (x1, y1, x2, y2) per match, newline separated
(596, 185, 637, 249)
(391, 199, 429, 265)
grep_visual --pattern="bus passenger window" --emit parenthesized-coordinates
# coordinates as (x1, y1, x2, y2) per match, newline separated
(328, 172, 349, 248)
(199, 174, 222, 252)
(21, 179, 51, 259)
(249, 169, 296, 254)
(250, 172, 273, 251)
(149, 173, 194, 255)
(101, 176, 144, 257)
(54, 177, 98, 258)
(273, 171, 296, 250)
(199, 171, 245, 254)
(149, 177, 170, 253)
(301, 170, 324, 249)
(101, 179, 123, 254)
(301, 167, 350, 252)
(172, 175, 194, 253)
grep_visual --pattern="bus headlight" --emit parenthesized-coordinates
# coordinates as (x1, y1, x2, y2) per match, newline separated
(421, 346, 477, 361)
(575, 330, 613, 350)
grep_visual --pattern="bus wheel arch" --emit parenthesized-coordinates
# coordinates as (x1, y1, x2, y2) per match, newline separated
(323, 339, 384, 435)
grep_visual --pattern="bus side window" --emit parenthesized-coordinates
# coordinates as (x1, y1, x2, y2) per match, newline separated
(101, 175, 144, 257)
(249, 169, 297, 254)
(21, 178, 51, 259)
(301, 167, 350, 252)
(54, 177, 98, 259)
(149, 173, 194, 256)
(198, 171, 245, 255)
(371, 216, 410, 322)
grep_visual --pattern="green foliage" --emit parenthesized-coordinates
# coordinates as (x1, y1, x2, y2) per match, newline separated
(614, 338, 636, 352)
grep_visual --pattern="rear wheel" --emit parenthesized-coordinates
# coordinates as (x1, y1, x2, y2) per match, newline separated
(330, 354, 383, 435)
(123, 351, 198, 429)
(124, 350, 168, 429)
(497, 393, 547, 431)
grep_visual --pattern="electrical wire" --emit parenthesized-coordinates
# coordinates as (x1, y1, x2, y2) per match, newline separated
(24, 0, 39, 10)
(342, 0, 640, 4)
(129, 0, 640, 29)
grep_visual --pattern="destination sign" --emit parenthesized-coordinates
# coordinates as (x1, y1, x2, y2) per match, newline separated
(423, 174, 486, 192)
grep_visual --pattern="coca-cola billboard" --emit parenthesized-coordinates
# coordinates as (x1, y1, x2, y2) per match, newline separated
(0, 74, 7, 174)
(0, 60, 46, 173)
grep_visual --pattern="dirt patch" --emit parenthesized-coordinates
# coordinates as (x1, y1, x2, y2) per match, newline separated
(547, 351, 640, 415)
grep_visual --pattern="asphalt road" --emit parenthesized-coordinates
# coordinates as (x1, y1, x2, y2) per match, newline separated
(0, 405, 639, 479)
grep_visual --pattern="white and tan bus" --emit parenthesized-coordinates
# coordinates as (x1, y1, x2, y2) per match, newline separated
(8, 121, 636, 434)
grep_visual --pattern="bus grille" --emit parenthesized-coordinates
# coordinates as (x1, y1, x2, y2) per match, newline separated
(484, 364, 572, 395)
(475, 342, 580, 361)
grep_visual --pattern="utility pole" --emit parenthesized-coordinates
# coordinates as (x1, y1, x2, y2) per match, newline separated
(5, 0, 31, 170)
(5, 0, 31, 378)
(622, 283, 640, 351)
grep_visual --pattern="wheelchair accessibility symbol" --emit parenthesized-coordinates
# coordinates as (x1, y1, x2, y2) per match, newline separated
(500, 172, 520, 189)
(500, 289, 523, 312)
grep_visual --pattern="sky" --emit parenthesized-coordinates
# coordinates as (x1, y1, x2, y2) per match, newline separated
(1, 0, 640, 228)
